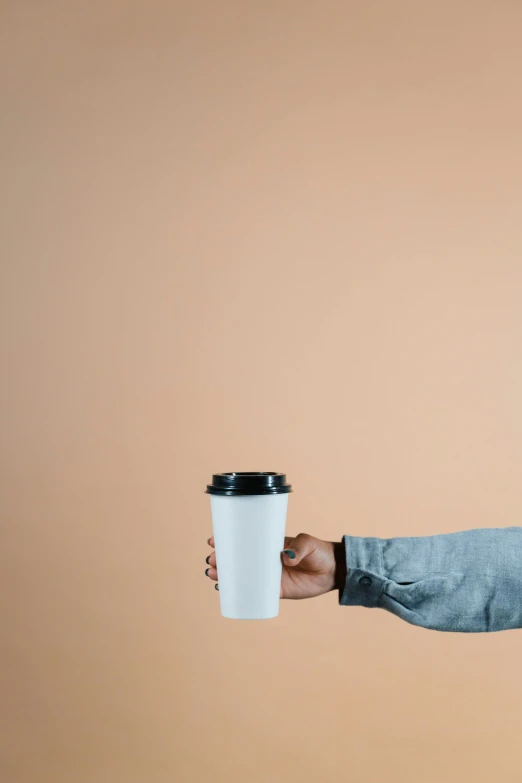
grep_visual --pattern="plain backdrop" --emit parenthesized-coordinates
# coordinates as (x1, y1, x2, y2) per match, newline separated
(1, 2, 522, 782)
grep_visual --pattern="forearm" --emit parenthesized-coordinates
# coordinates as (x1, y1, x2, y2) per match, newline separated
(339, 527, 522, 632)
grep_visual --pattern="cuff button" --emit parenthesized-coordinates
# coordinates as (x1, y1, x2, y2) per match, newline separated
(359, 576, 372, 587)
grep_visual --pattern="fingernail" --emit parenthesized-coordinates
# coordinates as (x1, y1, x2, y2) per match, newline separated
(205, 555, 211, 564)
(215, 584, 219, 591)
(205, 568, 210, 576)
(283, 549, 296, 559)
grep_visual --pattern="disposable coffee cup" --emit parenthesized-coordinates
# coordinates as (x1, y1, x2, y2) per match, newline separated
(206, 472, 292, 620)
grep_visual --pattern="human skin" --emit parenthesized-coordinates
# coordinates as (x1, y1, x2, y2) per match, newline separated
(205, 533, 347, 599)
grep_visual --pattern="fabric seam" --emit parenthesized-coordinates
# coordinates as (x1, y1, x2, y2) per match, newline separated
(379, 538, 385, 577)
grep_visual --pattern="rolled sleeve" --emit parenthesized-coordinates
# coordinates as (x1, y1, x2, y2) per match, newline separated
(339, 527, 522, 633)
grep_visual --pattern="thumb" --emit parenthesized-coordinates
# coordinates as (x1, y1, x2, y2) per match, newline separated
(282, 534, 314, 567)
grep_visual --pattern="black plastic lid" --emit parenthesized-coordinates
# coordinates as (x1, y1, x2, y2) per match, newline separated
(206, 472, 292, 496)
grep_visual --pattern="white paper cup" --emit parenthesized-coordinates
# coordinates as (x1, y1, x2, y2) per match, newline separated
(206, 472, 292, 620)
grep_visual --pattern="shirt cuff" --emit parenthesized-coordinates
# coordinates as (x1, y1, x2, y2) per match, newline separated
(339, 535, 387, 607)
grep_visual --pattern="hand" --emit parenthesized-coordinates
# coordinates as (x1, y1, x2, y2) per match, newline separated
(205, 533, 346, 600)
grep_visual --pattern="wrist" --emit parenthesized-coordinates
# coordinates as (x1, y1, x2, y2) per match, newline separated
(333, 541, 347, 592)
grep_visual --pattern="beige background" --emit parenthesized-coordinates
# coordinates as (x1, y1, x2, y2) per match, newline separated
(2, 2, 522, 782)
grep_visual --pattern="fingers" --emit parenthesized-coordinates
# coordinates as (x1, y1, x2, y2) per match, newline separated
(206, 537, 218, 587)
(282, 533, 315, 567)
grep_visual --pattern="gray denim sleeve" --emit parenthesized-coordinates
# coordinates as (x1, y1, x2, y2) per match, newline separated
(339, 527, 522, 632)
